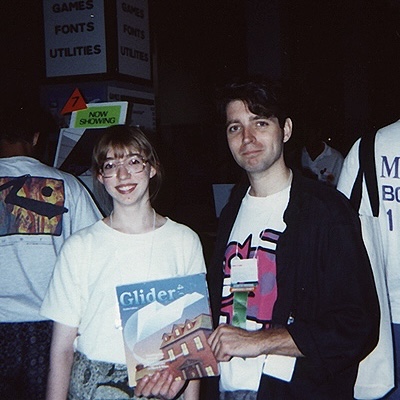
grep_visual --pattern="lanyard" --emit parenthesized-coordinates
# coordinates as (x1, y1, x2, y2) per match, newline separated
(232, 291, 250, 328)
(231, 257, 258, 328)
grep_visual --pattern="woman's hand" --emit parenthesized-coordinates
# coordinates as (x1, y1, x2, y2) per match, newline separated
(134, 371, 186, 399)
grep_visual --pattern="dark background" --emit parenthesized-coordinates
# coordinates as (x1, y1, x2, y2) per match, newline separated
(2, 0, 400, 237)
(3, 1, 400, 131)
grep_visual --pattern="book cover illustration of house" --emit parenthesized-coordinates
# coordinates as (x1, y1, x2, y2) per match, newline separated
(116, 273, 219, 387)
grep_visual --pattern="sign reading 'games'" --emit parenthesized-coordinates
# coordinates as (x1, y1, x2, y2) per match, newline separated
(43, 0, 107, 77)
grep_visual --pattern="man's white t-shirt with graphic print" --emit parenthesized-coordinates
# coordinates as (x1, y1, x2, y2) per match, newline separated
(219, 184, 291, 392)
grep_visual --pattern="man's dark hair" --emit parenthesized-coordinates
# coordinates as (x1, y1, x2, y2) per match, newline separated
(0, 103, 56, 161)
(216, 80, 290, 129)
(0, 104, 43, 145)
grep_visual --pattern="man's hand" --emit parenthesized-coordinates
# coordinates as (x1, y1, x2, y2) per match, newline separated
(208, 324, 268, 361)
(208, 324, 303, 362)
(134, 371, 185, 400)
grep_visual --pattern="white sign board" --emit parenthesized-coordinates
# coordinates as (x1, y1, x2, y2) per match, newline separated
(53, 127, 96, 200)
(54, 102, 128, 170)
(116, 0, 151, 80)
(43, 0, 107, 77)
(54, 127, 86, 169)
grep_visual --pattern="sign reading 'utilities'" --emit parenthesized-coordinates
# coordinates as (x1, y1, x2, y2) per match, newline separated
(43, 0, 107, 77)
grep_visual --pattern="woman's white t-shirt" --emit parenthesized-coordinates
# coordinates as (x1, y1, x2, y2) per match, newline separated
(41, 218, 206, 364)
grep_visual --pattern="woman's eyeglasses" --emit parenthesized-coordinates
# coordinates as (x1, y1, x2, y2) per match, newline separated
(101, 154, 147, 178)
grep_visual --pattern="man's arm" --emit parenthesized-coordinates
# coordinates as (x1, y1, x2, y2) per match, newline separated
(208, 324, 303, 362)
(46, 322, 78, 400)
(184, 380, 200, 399)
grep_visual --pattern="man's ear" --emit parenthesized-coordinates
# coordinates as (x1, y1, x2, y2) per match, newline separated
(32, 132, 40, 146)
(283, 118, 293, 143)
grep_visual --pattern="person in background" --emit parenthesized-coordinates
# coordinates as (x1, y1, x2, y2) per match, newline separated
(0, 104, 102, 399)
(41, 125, 205, 400)
(287, 124, 344, 187)
(300, 125, 344, 187)
(203, 80, 379, 399)
(338, 121, 400, 399)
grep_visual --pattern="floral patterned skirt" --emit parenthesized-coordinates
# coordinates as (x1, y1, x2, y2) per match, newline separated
(68, 351, 186, 400)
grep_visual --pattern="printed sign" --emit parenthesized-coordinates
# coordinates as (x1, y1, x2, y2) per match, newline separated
(60, 88, 87, 114)
(43, 0, 107, 77)
(69, 102, 128, 129)
(116, 0, 151, 80)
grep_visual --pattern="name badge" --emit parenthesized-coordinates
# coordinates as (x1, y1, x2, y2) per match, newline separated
(231, 258, 258, 291)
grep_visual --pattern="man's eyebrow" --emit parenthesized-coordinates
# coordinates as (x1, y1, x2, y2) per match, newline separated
(251, 114, 273, 120)
(225, 118, 240, 127)
(226, 115, 270, 126)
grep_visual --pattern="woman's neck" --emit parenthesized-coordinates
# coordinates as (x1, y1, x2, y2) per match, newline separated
(108, 205, 157, 234)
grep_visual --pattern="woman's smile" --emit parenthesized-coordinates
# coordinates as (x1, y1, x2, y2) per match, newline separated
(115, 183, 137, 194)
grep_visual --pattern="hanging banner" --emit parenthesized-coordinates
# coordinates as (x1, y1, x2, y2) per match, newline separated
(43, 0, 107, 77)
(116, 0, 151, 80)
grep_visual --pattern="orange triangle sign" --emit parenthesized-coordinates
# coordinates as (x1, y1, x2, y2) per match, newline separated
(60, 88, 87, 115)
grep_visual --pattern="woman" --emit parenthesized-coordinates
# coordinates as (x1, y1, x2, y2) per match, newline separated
(41, 125, 205, 400)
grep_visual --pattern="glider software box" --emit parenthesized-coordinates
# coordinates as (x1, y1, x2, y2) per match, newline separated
(116, 273, 219, 386)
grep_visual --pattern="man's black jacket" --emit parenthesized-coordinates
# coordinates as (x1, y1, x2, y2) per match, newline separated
(202, 172, 380, 399)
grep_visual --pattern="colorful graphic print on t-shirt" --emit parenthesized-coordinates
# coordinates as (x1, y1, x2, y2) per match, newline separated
(220, 228, 282, 329)
(0, 175, 68, 236)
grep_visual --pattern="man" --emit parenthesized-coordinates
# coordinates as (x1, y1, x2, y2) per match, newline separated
(0, 105, 102, 399)
(338, 121, 400, 399)
(286, 124, 344, 188)
(300, 126, 344, 187)
(205, 81, 380, 399)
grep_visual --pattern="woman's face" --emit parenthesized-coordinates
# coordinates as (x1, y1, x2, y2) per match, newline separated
(97, 146, 156, 209)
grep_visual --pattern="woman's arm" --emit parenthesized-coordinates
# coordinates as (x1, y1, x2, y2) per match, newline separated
(46, 322, 78, 400)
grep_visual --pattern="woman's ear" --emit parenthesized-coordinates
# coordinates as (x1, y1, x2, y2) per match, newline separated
(97, 173, 104, 185)
(150, 166, 156, 179)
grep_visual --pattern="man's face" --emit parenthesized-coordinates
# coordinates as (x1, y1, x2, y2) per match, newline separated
(225, 100, 292, 176)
